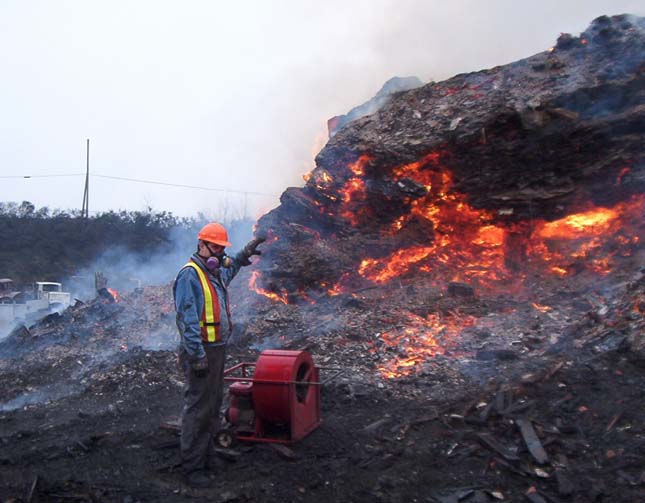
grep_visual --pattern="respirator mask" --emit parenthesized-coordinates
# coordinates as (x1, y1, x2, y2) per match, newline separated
(206, 254, 233, 270)
(204, 242, 232, 270)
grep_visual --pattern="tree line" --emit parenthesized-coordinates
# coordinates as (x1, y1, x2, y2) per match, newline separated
(0, 201, 252, 285)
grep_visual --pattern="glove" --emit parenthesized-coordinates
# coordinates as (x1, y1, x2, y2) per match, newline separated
(191, 356, 209, 378)
(240, 236, 266, 266)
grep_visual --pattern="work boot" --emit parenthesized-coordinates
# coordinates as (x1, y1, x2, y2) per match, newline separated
(185, 470, 211, 488)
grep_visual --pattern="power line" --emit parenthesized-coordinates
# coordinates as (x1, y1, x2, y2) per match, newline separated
(0, 173, 84, 178)
(0, 172, 281, 197)
(91, 174, 280, 197)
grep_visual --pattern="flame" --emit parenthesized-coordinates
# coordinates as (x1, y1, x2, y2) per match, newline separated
(337, 155, 373, 225)
(536, 207, 618, 239)
(374, 311, 475, 378)
(527, 196, 644, 276)
(532, 302, 552, 313)
(249, 271, 289, 304)
(107, 288, 120, 302)
(357, 155, 512, 289)
(349, 151, 643, 288)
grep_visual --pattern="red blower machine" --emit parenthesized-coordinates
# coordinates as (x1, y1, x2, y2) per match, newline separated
(218, 349, 339, 446)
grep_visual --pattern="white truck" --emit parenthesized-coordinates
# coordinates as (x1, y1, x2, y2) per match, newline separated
(34, 282, 71, 310)
(0, 280, 71, 328)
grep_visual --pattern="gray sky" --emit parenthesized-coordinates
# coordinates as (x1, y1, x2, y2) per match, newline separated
(1, 1, 642, 219)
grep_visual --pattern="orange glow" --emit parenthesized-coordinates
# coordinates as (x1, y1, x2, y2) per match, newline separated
(359, 245, 435, 284)
(357, 159, 511, 289)
(374, 311, 475, 378)
(550, 266, 569, 277)
(249, 271, 289, 304)
(536, 207, 618, 239)
(337, 155, 373, 225)
(346, 149, 644, 289)
(527, 196, 644, 276)
(532, 302, 552, 313)
(107, 288, 120, 302)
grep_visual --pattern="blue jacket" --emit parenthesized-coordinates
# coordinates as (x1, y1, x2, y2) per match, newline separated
(173, 252, 244, 359)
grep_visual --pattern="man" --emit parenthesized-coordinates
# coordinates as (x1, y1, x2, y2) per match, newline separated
(173, 222, 264, 488)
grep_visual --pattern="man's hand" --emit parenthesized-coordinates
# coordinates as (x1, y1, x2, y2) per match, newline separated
(191, 356, 209, 378)
(240, 236, 266, 266)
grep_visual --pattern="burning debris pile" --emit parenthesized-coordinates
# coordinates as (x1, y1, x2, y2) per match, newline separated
(1, 14, 644, 503)
(245, 14, 644, 373)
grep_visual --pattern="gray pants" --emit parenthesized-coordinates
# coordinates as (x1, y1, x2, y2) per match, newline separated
(179, 344, 226, 474)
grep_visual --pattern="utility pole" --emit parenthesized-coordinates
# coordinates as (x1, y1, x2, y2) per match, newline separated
(81, 139, 89, 219)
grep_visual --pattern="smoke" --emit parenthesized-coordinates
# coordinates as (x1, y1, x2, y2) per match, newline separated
(0, 383, 83, 412)
(2, 2, 643, 218)
(64, 219, 255, 300)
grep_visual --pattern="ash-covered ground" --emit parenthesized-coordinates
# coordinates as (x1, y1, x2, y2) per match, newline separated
(0, 254, 643, 502)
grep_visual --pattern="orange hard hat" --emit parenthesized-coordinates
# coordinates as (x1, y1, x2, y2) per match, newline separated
(198, 222, 232, 247)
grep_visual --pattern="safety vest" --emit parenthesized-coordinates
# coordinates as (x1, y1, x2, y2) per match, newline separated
(183, 260, 221, 343)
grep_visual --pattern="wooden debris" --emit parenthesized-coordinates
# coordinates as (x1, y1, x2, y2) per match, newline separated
(478, 401, 495, 422)
(541, 361, 564, 382)
(548, 107, 580, 121)
(555, 468, 575, 496)
(152, 440, 180, 450)
(501, 399, 536, 416)
(269, 443, 297, 460)
(476, 433, 520, 462)
(26, 475, 38, 503)
(516, 419, 549, 464)
(362, 417, 391, 433)
(605, 410, 623, 433)
(409, 411, 439, 426)
(159, 417, 181, 432)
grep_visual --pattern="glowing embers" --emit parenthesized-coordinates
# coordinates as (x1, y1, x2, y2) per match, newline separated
(359, 165, 509, 289)
(527, 195, 644, 277)
(373, 310, 475, 378)
(337, 155, 372, 225)
(356, 148, 643, 286)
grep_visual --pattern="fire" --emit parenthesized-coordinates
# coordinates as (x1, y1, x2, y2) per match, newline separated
(359, 245, 435, 284)
(536, 207, 618, 239)
(373, 311, 475, 378)
(532, 302, 552, 313)
(337, 155, 373, 225)
(249, 271, 289, 305)
(527, 196, 644, 276)
(351, 151, 643, 289)
(357, 154, 512, 289)
(107, 288, 120, 302)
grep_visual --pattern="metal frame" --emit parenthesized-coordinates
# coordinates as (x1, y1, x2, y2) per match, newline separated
(224, 361, 344, 386)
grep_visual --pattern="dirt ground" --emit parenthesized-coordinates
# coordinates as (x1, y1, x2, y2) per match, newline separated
(0, 266, 644, 503)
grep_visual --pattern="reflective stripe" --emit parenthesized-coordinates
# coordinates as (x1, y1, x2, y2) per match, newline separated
(184, 261, 220, 342)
